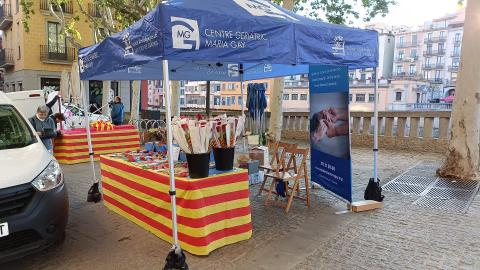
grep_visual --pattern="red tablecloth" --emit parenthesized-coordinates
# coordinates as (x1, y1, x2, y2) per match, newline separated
(53, 125, 140, 164)
(100, 155, 252, 255)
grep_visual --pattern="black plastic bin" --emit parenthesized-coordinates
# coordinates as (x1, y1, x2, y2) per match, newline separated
(213, 147, 235, 171)
(186, 152, 211, 178)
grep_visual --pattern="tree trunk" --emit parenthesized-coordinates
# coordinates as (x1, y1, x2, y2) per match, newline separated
(437, 0, 480, 180)
(102, 81, 111, 117)
(268, 77, 285, 141)
(268, 0, 293, 141)
(130, 81, 141, 123)
(170, 81, 181, 117)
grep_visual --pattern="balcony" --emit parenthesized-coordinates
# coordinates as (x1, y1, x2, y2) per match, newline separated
(40, 45, 76, 63)
(40, 0, 73, 14)
(423, 63, 444, 70)
(0, 4, 12, 30)
(423, 50, 445, 57)
(424, 36, 447, 43)
(393, 72, 418, 79)
(445, 79, 457, 86)
(448, 66, 459, 72)
(426, 78, 444, 84)
(450, 51, 461, 58)
(395, 56, 418, 63)
(88, 3, 102, 17)
(396, 42, 419, 48)
(0, 48, 14, 68)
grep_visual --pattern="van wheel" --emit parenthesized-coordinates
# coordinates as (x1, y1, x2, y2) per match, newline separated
(56, 231, 66, 246)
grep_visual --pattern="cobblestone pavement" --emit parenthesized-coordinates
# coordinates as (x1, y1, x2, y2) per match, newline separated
(3, 147, 480, 270)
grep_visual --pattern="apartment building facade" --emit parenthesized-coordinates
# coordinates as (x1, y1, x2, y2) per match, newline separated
(392, 9, 465, 103)
(0, 0, 99, 92)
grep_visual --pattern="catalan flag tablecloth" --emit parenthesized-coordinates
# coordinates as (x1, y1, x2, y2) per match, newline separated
(100, 155, 252, 255)
(54, 125, 140, 165)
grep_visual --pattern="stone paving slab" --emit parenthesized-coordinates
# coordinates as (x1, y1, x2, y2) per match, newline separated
(2, 148, 480, 270)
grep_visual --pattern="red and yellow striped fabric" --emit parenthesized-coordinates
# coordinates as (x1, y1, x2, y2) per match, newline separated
(54, 125, 140, 164)
(100, 155, 252, 255)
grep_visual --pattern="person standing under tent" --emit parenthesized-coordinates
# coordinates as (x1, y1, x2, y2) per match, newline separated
(110, 96, 125, 126)
(29, 105, 57, 153)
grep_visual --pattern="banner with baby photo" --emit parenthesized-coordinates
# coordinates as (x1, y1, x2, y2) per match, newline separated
(309, 65, 352, 203)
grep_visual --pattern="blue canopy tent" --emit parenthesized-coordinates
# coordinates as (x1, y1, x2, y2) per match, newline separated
(77, 0, 379, 261)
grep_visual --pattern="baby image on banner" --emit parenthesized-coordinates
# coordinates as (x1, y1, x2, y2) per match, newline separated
(309, 65, 352, 203)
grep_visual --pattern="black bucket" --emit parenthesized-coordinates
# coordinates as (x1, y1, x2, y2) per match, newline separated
(186, 152, 211, 178)
(213, 147, 235, 171)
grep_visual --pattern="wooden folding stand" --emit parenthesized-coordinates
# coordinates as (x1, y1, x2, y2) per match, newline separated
(263, 147, 311, 213)
(258, 141, 297, 196)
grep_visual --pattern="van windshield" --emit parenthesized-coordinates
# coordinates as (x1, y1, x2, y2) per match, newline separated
(0, 105, 36, 150)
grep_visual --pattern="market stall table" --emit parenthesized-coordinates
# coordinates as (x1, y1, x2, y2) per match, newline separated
(54, 125, 140, 164)
(100, 154, 252, 255)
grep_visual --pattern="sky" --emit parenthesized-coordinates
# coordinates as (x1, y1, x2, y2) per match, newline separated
(369, 0, 462, 27)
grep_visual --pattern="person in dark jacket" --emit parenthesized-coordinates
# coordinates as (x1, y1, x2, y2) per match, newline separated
(45, 94, 61, 116)
(110, 96, 125, 126)
(50, 113, 66, 138)
(30, 105, 57, 152)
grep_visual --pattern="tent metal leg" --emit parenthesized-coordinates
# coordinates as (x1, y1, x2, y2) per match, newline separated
(162, 60, 189, 269)
(373, 68, 379, 181)
(240, 76, 246, 152)
(80, 79, 101, 203)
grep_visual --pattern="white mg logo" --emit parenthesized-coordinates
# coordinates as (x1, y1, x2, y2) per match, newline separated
(171, 16, 200, 50)
(234, 0, 298, 21)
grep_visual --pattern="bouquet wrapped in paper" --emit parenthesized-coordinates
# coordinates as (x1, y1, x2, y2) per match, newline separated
(172, 116, 213, 154)
(211, 115, 245, 149)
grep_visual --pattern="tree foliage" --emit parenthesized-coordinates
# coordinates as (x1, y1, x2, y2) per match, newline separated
(272, 0, 395, 24)
(21, 0, 394, 48)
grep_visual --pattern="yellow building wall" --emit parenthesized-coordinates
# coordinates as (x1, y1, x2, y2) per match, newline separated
(11, 1, 96, 72)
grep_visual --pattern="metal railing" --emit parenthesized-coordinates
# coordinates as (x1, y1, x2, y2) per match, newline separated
(40, 0, 73, 14)
(423, 49, 445, 56)
(396, 42, 419, 48)
(448, 66, 459, 72)
(88, 3, 102, 17)
(40, 45, 76, 62)
(426, 78, 444, 84)
(393, 72, 418, 79)
(450, 51, 461, 58)
(424, 36, 447, 43)
(0, 48, 14, 68)
(0, 4, 12, 29)
(423, 64, 444, 70)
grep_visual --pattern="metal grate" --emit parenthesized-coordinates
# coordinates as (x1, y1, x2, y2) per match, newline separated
(424, 188, 473, 201)
(385, 160, 480, 213)
(414, 196, 470, 213)
(435, 178, 479, 191)
(382, 181, 428, 195)
(394, 175, 437, 187)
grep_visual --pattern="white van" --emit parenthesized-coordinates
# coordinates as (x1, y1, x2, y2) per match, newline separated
(5, 90, 46, 119)
(0, 92, 68, 263)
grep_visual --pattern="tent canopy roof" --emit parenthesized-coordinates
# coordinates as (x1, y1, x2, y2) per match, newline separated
(79, 0, 378, 81)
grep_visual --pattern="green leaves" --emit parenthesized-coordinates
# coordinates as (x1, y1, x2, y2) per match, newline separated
(20, 0, 35, 32)
(272, 0, 395, 25)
